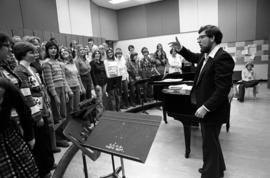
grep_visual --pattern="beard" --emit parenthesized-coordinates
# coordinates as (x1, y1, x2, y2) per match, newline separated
(200, 45, 212, 53)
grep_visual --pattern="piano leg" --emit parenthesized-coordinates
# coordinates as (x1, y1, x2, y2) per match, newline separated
(182, 122, 191, 158)
(162, 103, 168, 124)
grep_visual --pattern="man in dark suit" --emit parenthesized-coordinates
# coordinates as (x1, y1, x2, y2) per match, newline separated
(169, 25, 235, 178)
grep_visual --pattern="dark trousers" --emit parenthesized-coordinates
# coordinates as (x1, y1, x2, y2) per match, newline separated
(121, 80, 129, 107)
(238, 80, 259, 102)
(81, 73, 92, 100)
(33, 123, 54, 177)
(107, 88, 121, 111)
(129, 81, 140, 104)
(144, 81, 153, 100)
(200, 123, 226, 178)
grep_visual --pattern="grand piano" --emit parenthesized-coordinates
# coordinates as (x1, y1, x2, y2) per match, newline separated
(151, 72, 197, 158)
(152, 72, 231, 159)
(151, 72, 195, 123)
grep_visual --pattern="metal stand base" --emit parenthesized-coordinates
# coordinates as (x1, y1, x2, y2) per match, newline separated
(100, 167, 123, 178)
(100, 155, 126, 178)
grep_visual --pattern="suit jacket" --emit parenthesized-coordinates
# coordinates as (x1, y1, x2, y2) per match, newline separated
(179, 46, 235, 124)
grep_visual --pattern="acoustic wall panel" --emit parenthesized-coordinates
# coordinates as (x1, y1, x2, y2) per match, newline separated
(23, 29, 33, 36)
(33, 30, 44, 42)
(0, 27, 12, 36)
(145, 0, 179, 37)
(218, 0, 237, 42)
(161, 0, 180, 35)
(56, 0, 72, 34)
(43, 31, 52, 41)
(236, 0, 257, 41)
(59, 33, 67, 46)
(68, 0, 93, 36)
(0, 0, 23, 29)
(197, 0, 218, 28)
(117, 6, 147, 40)
(77, 36, 84, 45)
(11, 29, 24, 37)
(99, 7, 118, 40)
(83, 37, 89, 46)
(256, 0, 270, 40)
(65, 35, 73, 47)
(20, 0, 59, 32)
(90, 2, 101, 37)
(179, 0, 218, 33)
(179, 0, 198, 32)
(145, 2, 163, 36)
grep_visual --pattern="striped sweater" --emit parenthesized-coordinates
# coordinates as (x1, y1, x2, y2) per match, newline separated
(14, 64, 42, 122)
(42, 59, 71, 96)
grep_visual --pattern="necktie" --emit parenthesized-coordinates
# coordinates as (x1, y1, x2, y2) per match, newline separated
(199, 56, 209, 76)
(191, 56, 210, 105)
(196, 56, 210, 86)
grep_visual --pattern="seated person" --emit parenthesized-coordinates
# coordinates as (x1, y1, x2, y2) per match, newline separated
(237, 62, 259, 102)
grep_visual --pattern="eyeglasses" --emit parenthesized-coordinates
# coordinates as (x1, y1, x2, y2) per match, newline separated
(197, 35, 208, 40)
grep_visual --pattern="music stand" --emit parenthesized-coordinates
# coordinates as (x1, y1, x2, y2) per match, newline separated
(134, 78, 150, 114)
(83, 111, 162, 178)
(63, 102, 101, 178)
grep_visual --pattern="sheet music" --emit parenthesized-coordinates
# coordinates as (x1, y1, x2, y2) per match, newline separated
(160, 78, 183, 82)
(168, 84, 192, 90)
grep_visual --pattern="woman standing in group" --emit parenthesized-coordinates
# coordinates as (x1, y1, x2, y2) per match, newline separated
(13, 42, 55, 178)
(104, 48, 121, 111)
(26, 36, 59, 153)
(0, 79, 39, 178)
(74, 44, 95, 100)
(167, 47, 184, 74)
(60, 47, 85, 114)
(154, 43, 168, 75)
(90, 50, 108, 112)
(0, 33, 20, 86)
(0, 33, 39, 178)
(42, 41, 72, 123)
(115, 47, 130, 109)
(42, 41, 72, 148)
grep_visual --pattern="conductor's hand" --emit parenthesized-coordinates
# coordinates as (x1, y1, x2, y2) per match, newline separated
(168, 37, 182, 52)
(195, 106, 208, 119)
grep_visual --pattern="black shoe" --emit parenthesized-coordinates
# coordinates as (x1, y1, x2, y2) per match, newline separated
(52, 148, 61, 153)
(237, 98, 244, 102)
(185, 150, 190, 158)
(198, 168, 224, 177)
(56, 140, 69, 148)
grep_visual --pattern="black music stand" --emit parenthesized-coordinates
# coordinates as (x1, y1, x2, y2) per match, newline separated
(83, 111, 161, 178)
(134, 78, 150, 114)
(63, 101, 101, 178)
